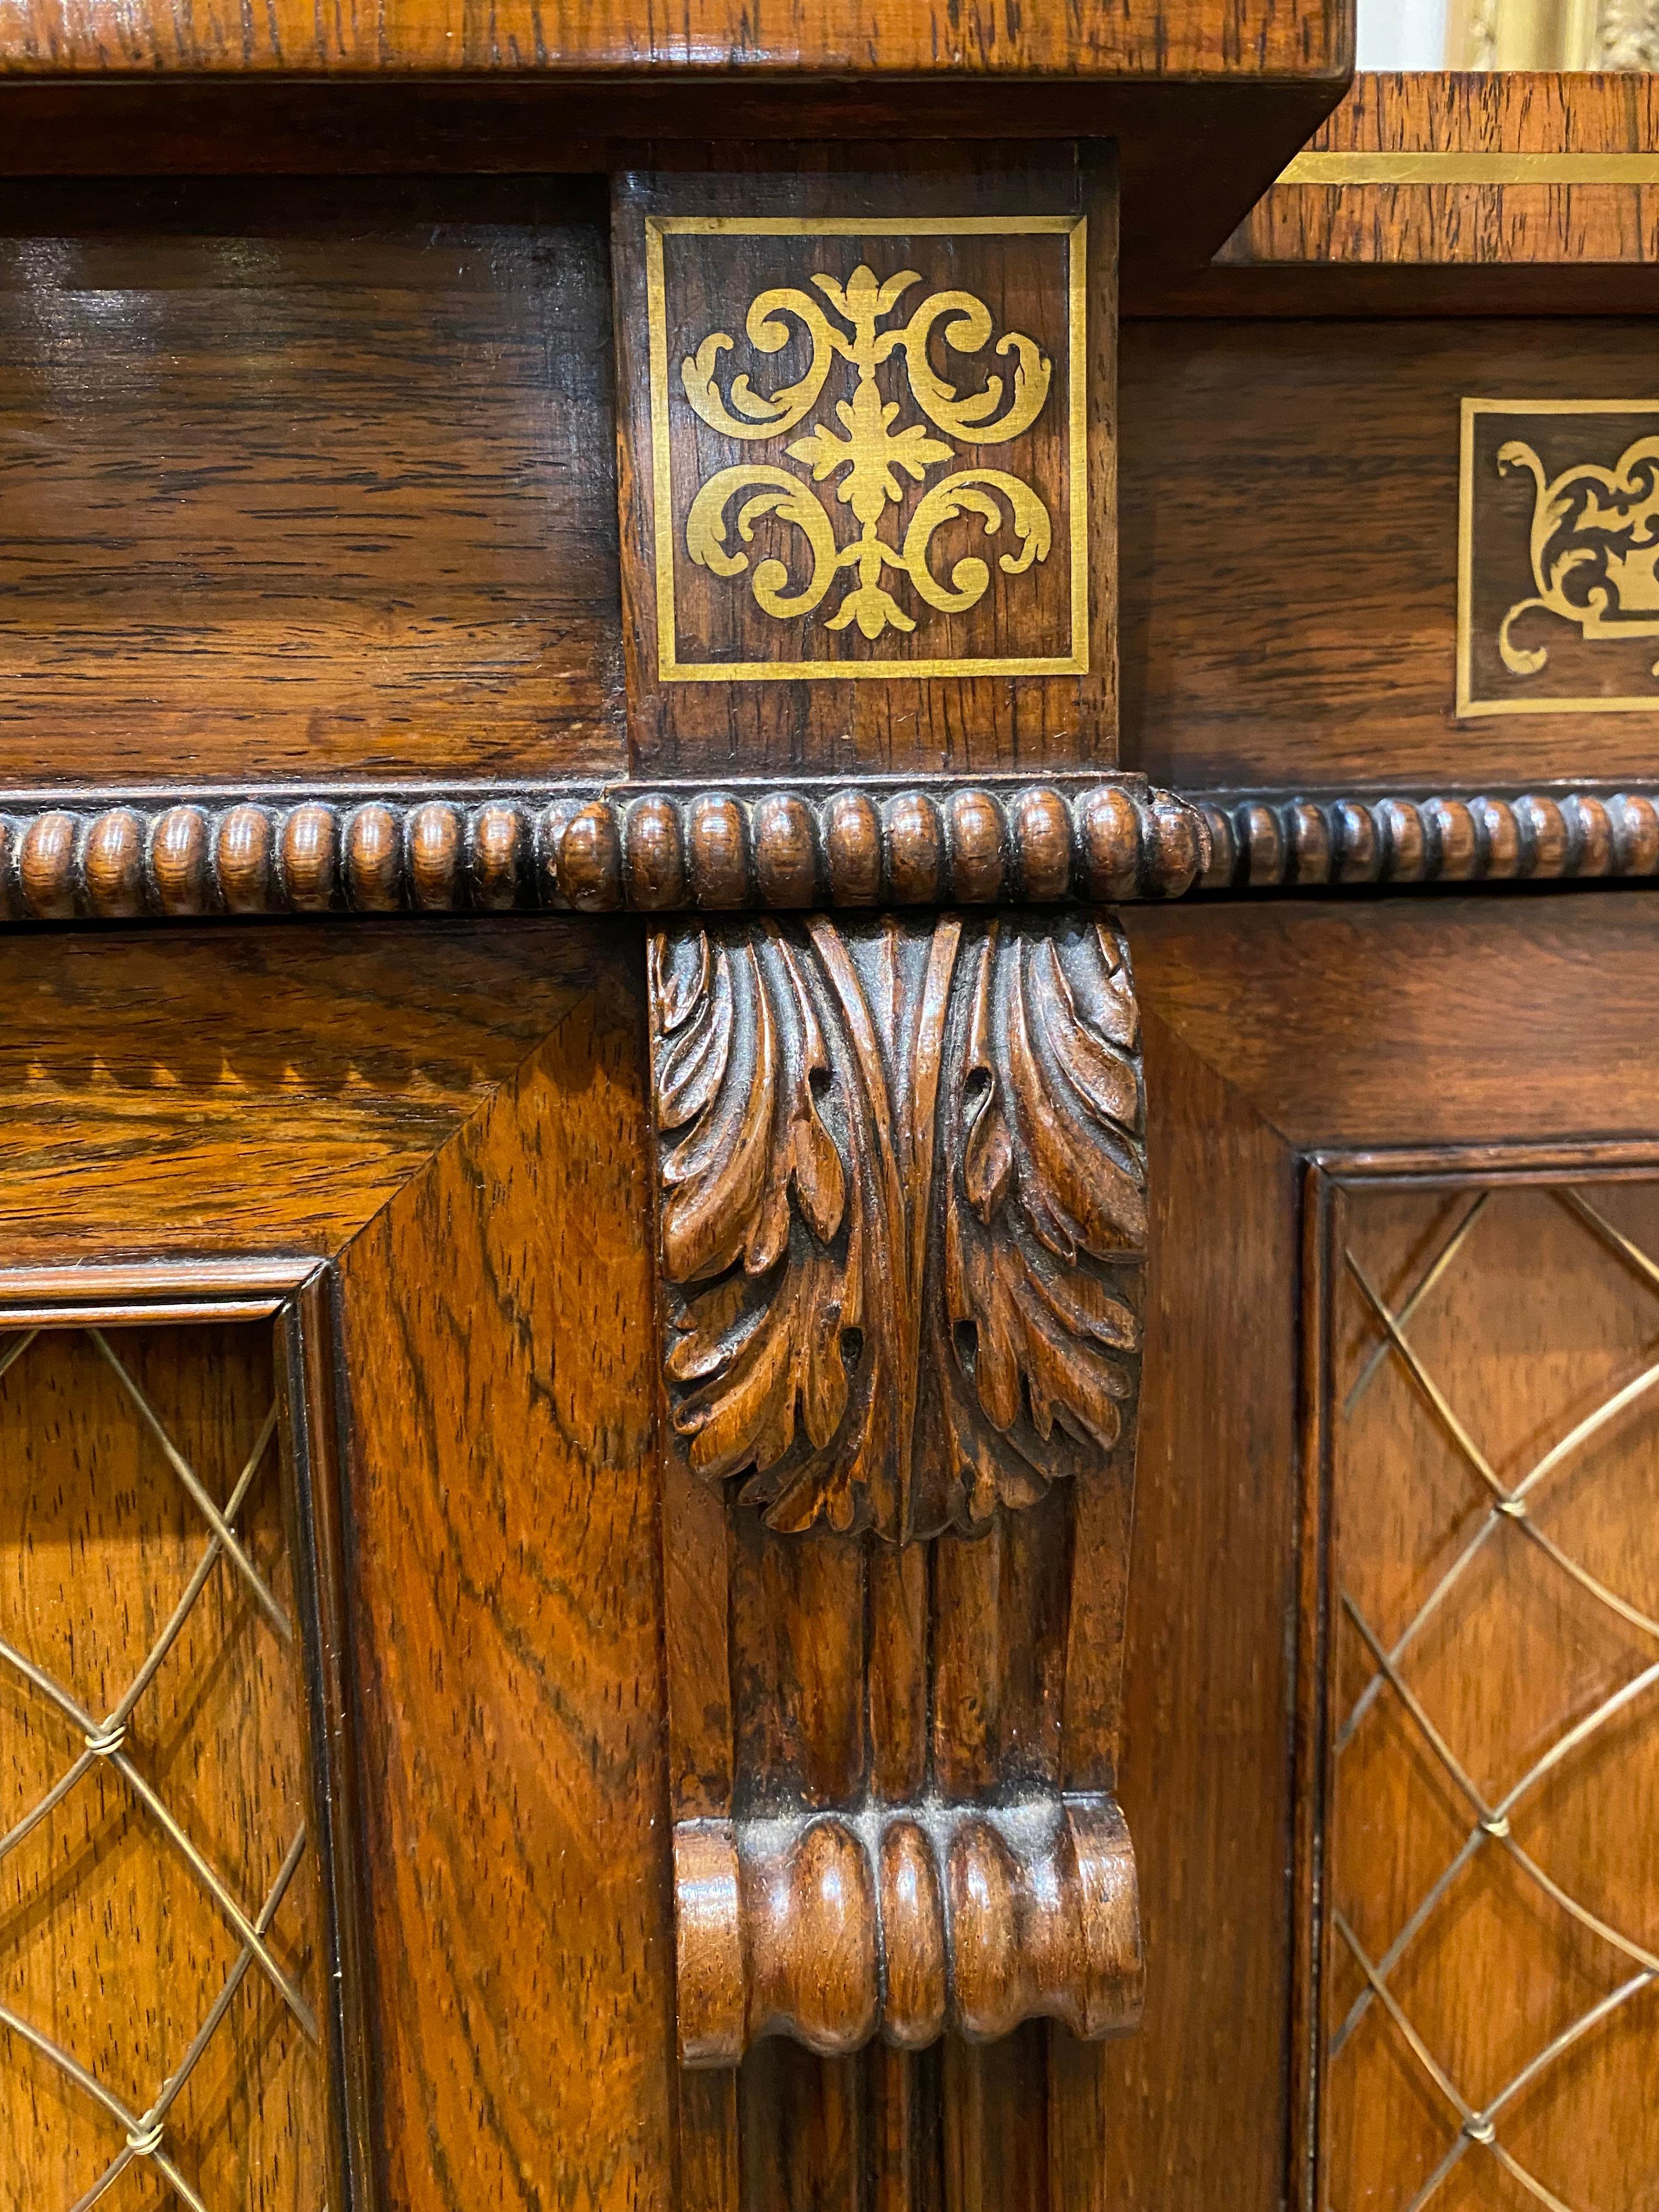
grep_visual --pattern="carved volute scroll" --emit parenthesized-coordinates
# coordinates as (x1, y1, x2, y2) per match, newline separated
(650, 909, 1147, 2066)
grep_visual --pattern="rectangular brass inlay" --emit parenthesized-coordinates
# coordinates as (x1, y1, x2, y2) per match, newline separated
(645, 215, 1089, 683)
(1457, 397, 1659, 720)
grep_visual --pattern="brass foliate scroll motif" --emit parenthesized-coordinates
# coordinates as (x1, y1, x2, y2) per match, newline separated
(1497, 434, 1659, 678)
(681, 266, 1053, 643)
(650, 912, 1145, 1542)
(1458, 400, 1659, 716)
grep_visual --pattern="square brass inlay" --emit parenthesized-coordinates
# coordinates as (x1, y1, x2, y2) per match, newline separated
(1458, 397, 1659, 719)
(645, 216, 1088, 683)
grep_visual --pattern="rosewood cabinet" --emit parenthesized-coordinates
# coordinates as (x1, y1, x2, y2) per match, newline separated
(2, 14, 1657, 2210)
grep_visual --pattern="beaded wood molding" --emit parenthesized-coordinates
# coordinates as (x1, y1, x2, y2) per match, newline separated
(1197, 789, 1659, 891)
(6, 783, 1657, 922)
(0, 780, 1203, 923)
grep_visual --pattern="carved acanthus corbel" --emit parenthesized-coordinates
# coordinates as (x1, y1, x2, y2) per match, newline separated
(650, 909, 1148, 2065)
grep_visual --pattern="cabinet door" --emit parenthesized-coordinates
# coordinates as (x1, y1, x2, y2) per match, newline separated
(0, 919, 677, 2212)
(1104, 893, 1659, 2212)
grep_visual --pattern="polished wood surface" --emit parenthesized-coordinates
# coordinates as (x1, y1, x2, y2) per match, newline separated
(1, 1319, 331, 2210)
(1154, 71, 1659, 312)
(335, 954, 676, 2212)
(1120, 317, 1659, 797)
(1225, 72, 1659, 265)
(1128, 896, 1659, 1149)
(0, 922, 594, 1259)
(0, 180, 623, 793)
(0, 0, 1347, 80)
(1095, 995, 1301, 2208)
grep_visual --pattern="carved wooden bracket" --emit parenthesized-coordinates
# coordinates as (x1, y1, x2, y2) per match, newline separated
(650, 910, 1147, 2066)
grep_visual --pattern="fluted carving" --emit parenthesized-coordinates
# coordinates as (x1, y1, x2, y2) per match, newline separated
(675, 1796, 1142, 2067)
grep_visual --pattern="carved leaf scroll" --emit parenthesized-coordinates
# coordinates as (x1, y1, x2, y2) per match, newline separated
(651, 914, 1145, 1542)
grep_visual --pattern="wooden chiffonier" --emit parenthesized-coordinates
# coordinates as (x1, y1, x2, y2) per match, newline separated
(2, 7, 1657, 2206)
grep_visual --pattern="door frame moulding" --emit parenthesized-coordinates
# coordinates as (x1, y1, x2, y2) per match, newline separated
(1291, 1141, 1659, 2210)
(0, 1254, 380, 2212)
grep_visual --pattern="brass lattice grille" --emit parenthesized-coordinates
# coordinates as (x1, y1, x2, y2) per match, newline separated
(0, 1321, 331, 2211)
(1324, 1181, 1659, 2212)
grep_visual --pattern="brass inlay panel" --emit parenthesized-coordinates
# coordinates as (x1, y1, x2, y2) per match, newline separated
(1458, 398, 1659, 719)
(645, 216, 1088, 682)
(1279, 153, 1659, 187)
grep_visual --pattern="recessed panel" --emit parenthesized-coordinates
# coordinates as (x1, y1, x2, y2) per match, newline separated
(1315, 1176, 1659, 2210)
(0, 1318, 340, 2209)
(0, 180, 624, 792)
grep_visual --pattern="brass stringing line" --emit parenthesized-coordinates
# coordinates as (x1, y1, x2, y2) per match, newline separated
(1342, 1193, 1489, 1419)
(0, 1350, 315, 2038)
(1336, 1663, 1659, 2203)
(59, 1825, 311, 2212)
(1560, 1186, 1659, 1299)
(1330, 1604, 1659, 2064)
(1278, 151, 1659, 186)
(1337, 1351, 1659, 1749)
(89, 1329, 292, 1643)
(0, 1402, 280, 1867)
(0, 1617, 317, 2039)
(0, 1326, 40, 1380)
(1341, 1243, 1659, 1725)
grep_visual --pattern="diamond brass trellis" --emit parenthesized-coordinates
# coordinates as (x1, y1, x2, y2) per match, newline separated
(1327, 1186, 1659, 2212)
(0, 1324, 320, 2212)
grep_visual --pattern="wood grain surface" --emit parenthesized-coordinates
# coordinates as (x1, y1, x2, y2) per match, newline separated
(1119, 317, 1659, 796)
(0, 179, 623, 792)
(334, 943, 676, 2212)
(1222, 71, 1659, 272)
(1, 1319, 331, 2211)
(0, 921, 595, 1260)
(0, 0, 1348, 80)
(1093, 1008, 1302, 2208)
(1127, 896, 1659, 1153)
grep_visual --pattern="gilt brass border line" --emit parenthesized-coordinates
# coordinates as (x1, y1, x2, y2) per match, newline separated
(1279, 153, 1659, 187)
(644, 213, 1089, 682)
(1457, 396, 1659, 721)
